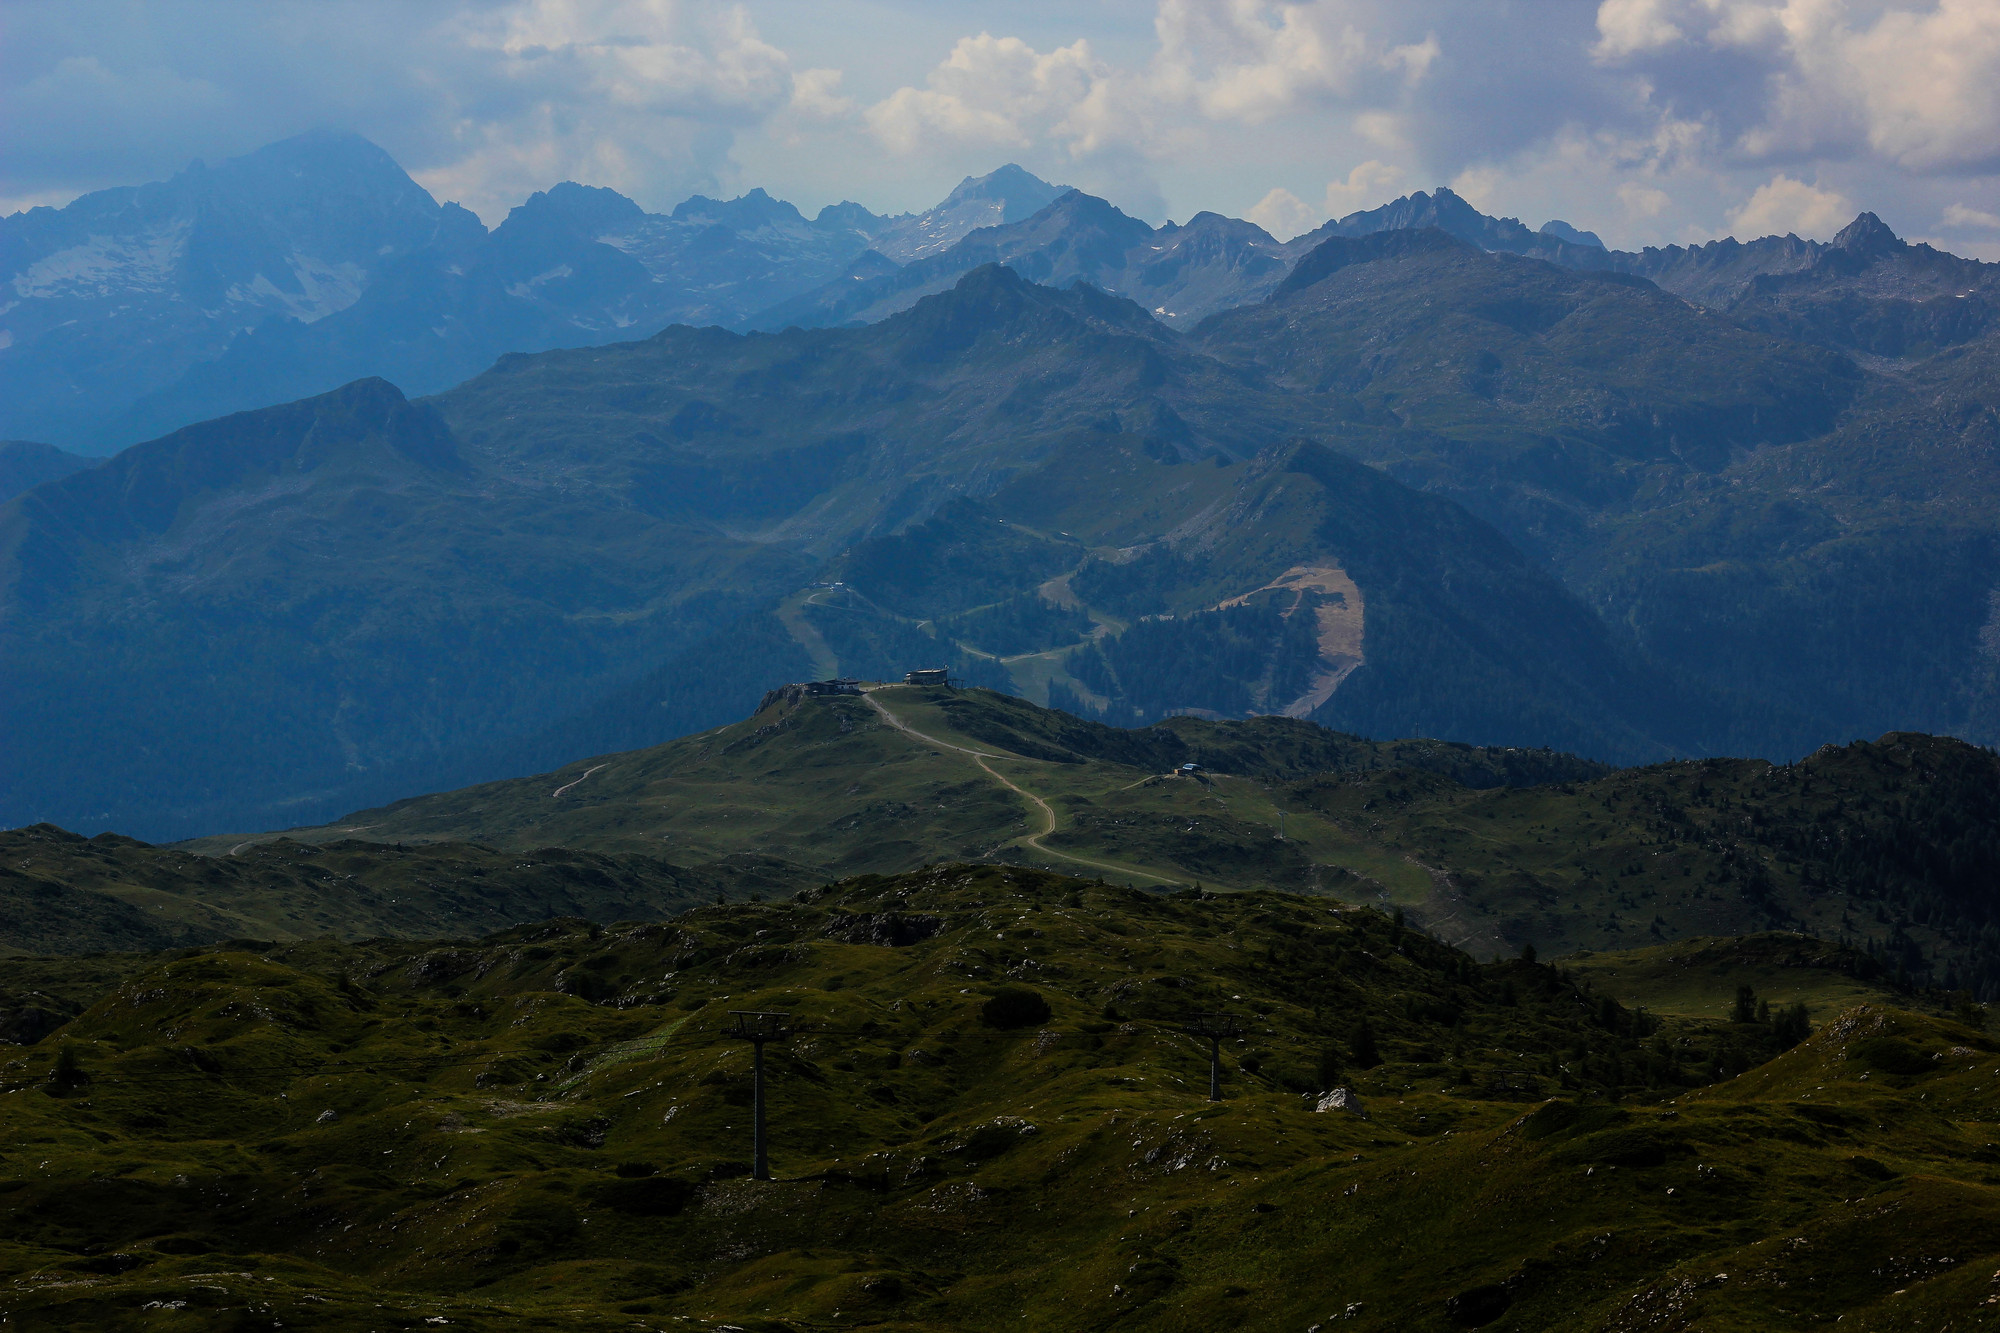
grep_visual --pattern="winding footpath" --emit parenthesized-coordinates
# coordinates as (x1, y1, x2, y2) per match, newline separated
(864, 689, 1180, 886)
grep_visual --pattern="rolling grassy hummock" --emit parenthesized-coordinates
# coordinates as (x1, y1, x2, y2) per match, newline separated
(0, 863, 1993, 1330)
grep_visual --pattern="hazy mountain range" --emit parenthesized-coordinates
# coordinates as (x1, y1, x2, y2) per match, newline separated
(4, 132, 2000, 841)
(22, 131, 1987, 457)
(0, 133, 1069, 453)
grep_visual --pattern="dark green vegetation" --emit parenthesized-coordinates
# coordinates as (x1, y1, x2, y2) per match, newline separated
(5, 863, 1999, 1330)
(1294, 730, 2000, 993)
(8, 186, 2000, 842)
(180, 685, 1604, 923)
(157, 687, 2000, 1001)
(0, 821, 773, 959)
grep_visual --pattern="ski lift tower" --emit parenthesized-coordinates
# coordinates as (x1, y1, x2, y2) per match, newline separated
(729, 1010, 792, 1179)
(1181, 1011, 1244, 1102)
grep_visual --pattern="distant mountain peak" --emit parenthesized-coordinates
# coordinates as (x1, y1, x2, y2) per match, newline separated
(940, 164, 1067, 217)
(813, 200, 880, 232)
(524, 182, 646, 237)
(881, 261, 1163, 361)
(872, 166, 1070, 263)
(670, 188, 808, 233)
(1319, 187, 1541, 254)
(1831, 212, 1904, 256)
(1275, 227, 1476, 299)
(1539, 219, 1606, 249)
(235, 127, 404, 170)
(1015, 188, 1141, 231)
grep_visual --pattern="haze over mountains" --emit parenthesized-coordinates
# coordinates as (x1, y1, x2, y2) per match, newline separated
(21, 131, 1991, 457)
(5, 131, 2000, 843)
(0, 133, 1071, 453)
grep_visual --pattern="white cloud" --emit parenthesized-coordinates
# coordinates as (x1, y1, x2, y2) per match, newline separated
(1729, 173, 1853, 238)
(419, 0, 799, 218)
(1596, 0, 2000, 176)
(1593, 0, 1686, 59)
(6, 0, 2000, 253)
(1449, 165, 1506, 212)
(1153, 0, 1437, 124)
(1246, 186, 1316, 239)
(0, 0, 822, 224)
(863, 34, 1113, 156)
(789, 67, 852, 119)
(1245, 161, 1404, 240)
(1846, 0, 2000, 174)
(1325, 159, 1404, 213)
(857, 2, 1442, 169)
(1618, 180, 1672, 218)
(1943, 202, 2000, 230)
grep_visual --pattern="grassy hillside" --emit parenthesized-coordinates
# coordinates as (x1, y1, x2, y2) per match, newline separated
(0, 823, 776, 959)
(173, 688, 2000, 991)
(185, 686, 1603, 939)
(1564, 933, 1908, 1021)
(0, 863, 1992, 1330)
(1287, 730, 2000, 992)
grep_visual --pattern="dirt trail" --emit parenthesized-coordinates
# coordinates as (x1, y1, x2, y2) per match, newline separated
(864, 689, 1181, 886)
(551, 763, 609, 800)
(1401, 853, 1511, 960)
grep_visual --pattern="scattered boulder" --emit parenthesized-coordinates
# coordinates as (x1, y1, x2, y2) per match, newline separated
(947, 1115, 1040, 1159)
(822, 912, 944, 947)
(405, 949, 477, 985)
(1315, 1087, 1367, 1117)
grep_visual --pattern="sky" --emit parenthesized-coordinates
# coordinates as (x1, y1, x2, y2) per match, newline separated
(5, 0, 2000, 257)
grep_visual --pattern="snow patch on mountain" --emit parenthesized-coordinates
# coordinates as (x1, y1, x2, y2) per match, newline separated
(12, 221, 192, 299)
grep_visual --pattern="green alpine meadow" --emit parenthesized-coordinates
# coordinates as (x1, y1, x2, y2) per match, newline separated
(5, 684, 2000, 1328)
(5, 859, 1998, 1332)
(10, 17, 2000, 1325)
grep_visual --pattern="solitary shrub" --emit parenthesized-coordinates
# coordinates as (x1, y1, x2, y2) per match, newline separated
(1316, 1044, 1344, 1089)
(981, 987, 1052, 1029)
(1771, 1002, 1811, 1050)
(1350, 1018, 1382, 1069)
(48, 1044, 87, 1092)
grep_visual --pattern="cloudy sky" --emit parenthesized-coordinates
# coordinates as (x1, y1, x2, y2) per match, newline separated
(6, 0, 2000, 256)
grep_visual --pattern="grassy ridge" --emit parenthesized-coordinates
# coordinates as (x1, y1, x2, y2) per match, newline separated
(0, 864, 1992, 1330)
(0, 825, 768, 959)
(1290, 730, 2000, 989)
(180, 687, 1602, 912)
(165, 688, 2000, 993)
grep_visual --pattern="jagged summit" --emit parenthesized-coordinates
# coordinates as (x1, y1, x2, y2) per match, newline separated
(671, 186, 819, 234)
(1321, 186, 1542, 252)
(1831, 211, 1904, 256)
(938, 163, 1068, 218)
(513, 182, 646, 236)
(869, 164, 1067, 263)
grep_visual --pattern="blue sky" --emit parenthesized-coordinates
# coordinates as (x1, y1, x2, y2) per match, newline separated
(6, 0, 2000, 256)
